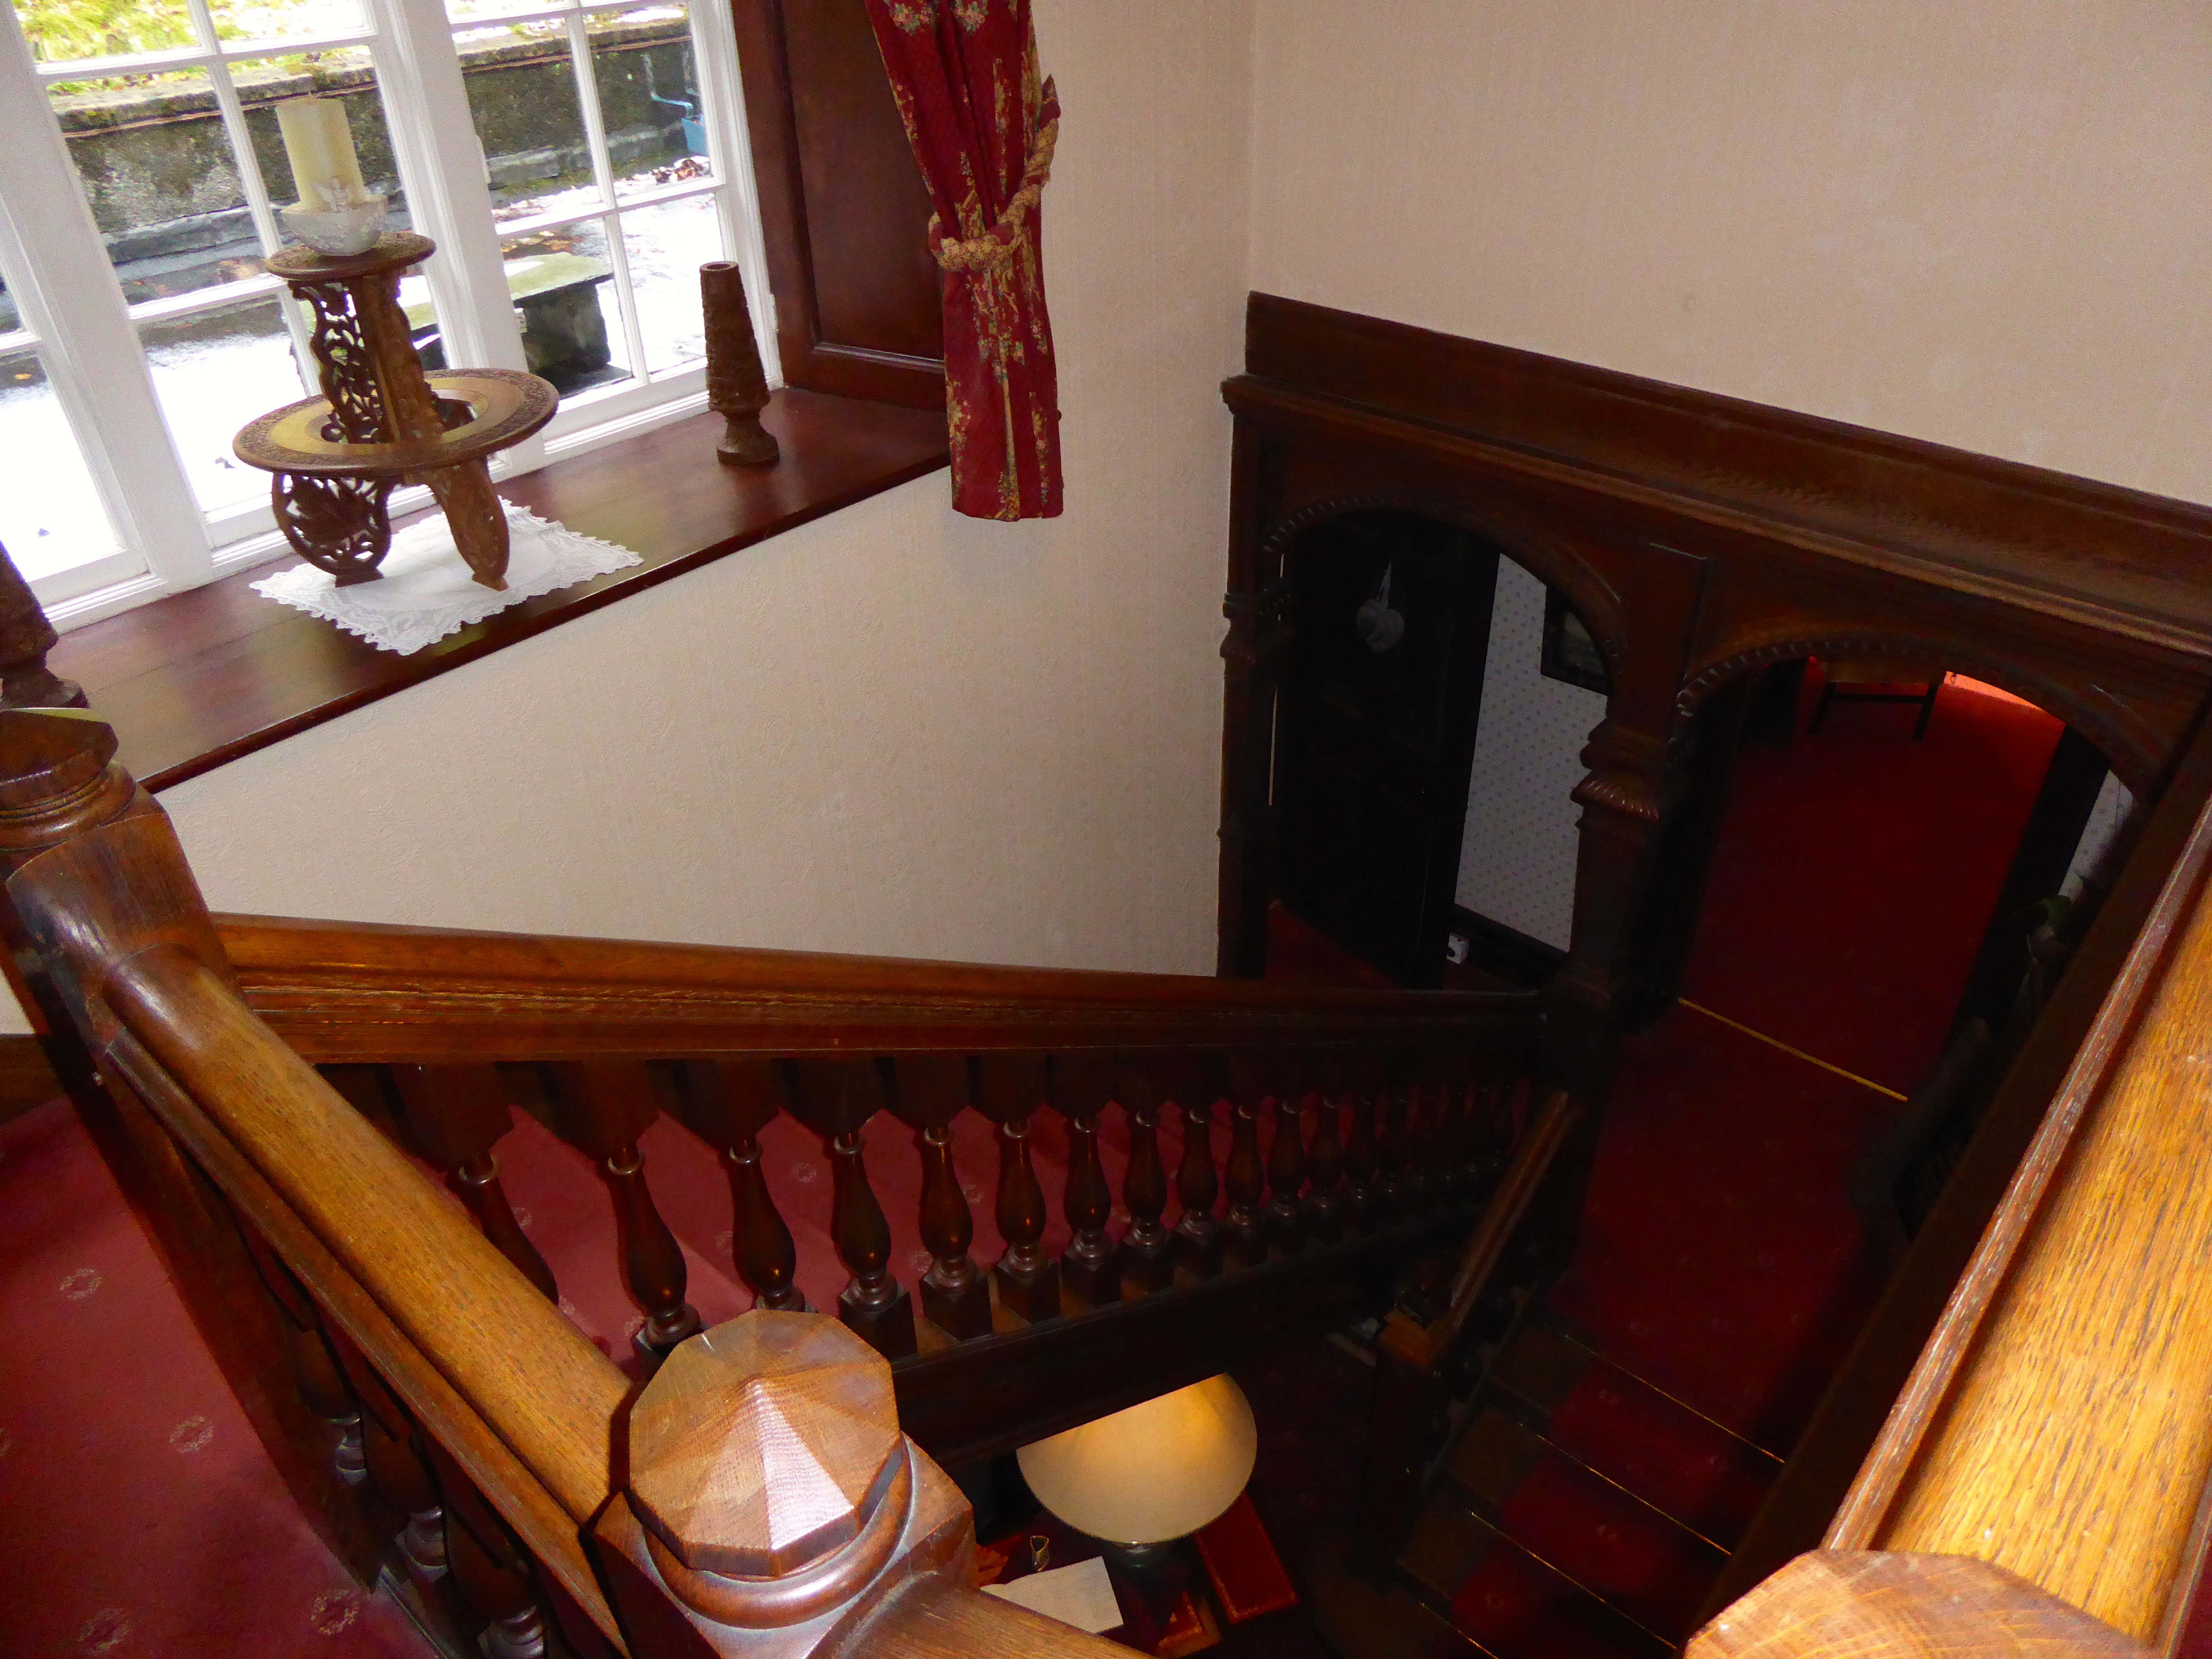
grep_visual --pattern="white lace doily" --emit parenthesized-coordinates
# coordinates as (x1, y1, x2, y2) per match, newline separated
(251, 504, 644, 655)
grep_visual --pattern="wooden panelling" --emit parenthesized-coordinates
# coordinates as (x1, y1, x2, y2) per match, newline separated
(733, 0, 947, 408)
(1216, 294, 2212, 1035)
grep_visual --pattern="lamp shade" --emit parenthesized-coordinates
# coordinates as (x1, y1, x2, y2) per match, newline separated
(1016, 1376, 1257, 1547)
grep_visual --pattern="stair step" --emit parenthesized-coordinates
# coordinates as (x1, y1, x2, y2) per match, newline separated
(1446, 1410, 1725, 1640)
(1401, 1497, 1671, 1659)
(1495, 1323, 1780, 1548)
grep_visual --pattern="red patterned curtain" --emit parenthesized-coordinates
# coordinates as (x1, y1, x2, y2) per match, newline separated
(865, 0, 1062, 520)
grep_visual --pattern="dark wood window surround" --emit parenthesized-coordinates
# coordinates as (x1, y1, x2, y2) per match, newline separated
(52, 389, 947, 793)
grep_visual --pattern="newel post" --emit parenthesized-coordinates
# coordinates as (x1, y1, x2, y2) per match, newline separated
(591, 1310, 975, 1659)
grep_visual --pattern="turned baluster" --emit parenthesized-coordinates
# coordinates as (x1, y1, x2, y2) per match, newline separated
(1374, 1059, 1412, 1218)
(1117, 1065, 1175, 1292)
(974, 1053, 1060, 1322)
(325, 1327, 470, 1632)
(1403, 1078, 1442, 1212)
(1264, 1055, 1308, 1251)
(883, 1055, 989, 1339)
(1304, 1080, 1345, 1242)
(781, 1058, 915, 1359)
(680, 1059, 805, 1312)
(1054, 1049, 1121, 1307)
(1343, 1078, 1379, 1230)
(422, 1439, 557, 1659)
(544, 1061, 702, 1364)
(234, 1218, 370, 1487)
(389, 1064, 558, 1302)
(1173, 1057, 1224, 1277)
(1222, 1052, 1267, 1267)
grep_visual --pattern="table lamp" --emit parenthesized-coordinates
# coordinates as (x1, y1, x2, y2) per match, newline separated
(1016, 1376, 1257, 1566)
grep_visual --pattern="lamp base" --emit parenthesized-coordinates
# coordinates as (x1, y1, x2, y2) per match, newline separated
(1102, 1539, 1183, 1573)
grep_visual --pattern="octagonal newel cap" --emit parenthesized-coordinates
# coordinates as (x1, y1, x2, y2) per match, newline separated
(628, 1311, 903, 1580)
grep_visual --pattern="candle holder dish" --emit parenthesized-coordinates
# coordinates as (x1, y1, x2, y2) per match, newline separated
(279, 193, 389, 256)
(235, 231, 558, 590)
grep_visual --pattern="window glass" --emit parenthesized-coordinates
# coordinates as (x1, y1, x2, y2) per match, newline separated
(208, 0, 366, 43)
(0, 341, 124, 582)
(458, 15, 595, 215)
(500, 222, 631, 393)
(619, 193, 717, 374)
(139, 298, 305, 514)
(588, 3, 708, 200)
(8, 0, 195, 61)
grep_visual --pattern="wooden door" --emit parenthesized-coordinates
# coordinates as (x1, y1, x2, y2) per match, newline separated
(1274, 513, 1500, 986)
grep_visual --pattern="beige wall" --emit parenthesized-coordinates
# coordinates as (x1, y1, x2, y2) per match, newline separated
(1249, 0, 2212, 507)
(5, 3, 1256, 1034)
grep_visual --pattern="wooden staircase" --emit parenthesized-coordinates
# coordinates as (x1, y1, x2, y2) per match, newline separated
(1399, 1319, 1781, 1659)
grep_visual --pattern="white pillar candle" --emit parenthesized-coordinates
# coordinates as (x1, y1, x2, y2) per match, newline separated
(276, 97, 367, 211)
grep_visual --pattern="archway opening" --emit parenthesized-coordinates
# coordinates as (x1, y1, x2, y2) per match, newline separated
(1261, 509, 1612, 991)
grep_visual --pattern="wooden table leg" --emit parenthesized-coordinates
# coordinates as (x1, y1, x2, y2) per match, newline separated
(425, 459, 509, 591)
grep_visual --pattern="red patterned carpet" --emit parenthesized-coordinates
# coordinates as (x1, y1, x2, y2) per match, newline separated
(0, 1100, 427, 1659)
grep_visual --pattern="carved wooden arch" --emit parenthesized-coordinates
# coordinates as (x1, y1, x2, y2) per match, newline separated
(1675, 632, 2159, 797)
(1257, 490, 1631, 694)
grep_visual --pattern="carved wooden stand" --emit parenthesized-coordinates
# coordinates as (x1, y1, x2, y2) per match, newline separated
(234, 232, 558, 589)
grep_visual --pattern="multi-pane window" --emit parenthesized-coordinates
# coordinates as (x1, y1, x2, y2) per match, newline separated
(0, 0, 776, 623)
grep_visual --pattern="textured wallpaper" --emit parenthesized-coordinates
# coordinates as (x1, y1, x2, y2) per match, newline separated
(1454, 559, 1606, 949)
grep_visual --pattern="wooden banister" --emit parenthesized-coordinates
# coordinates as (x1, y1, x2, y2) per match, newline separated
(211, 911, 1538, 1061)
(100, 948, 629, 1521)
(0, 711, 629, 1648)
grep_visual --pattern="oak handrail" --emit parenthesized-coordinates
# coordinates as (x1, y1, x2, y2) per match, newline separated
(103, 949, 630, 1523)
(212, 912, 1541, 1062)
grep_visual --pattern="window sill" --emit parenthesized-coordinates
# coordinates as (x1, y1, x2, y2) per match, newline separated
(50, 388, 950, 793)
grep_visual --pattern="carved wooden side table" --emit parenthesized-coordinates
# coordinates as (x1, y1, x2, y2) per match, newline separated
(234, 232, 558, 590)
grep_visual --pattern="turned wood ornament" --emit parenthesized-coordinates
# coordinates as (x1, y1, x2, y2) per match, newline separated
(702, 261, 778, 466)
(628, 1312, 907, 1601)
(234, 232, 558, 589)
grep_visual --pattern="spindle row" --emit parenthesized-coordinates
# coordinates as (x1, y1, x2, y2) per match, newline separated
(328, 1042, 1535, 1367)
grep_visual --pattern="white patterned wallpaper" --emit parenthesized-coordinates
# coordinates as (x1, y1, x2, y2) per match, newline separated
(1454, 559, 1607, 949)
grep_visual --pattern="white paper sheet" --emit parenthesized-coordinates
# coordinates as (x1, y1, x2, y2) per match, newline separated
(982, 1556, 1124, 1633)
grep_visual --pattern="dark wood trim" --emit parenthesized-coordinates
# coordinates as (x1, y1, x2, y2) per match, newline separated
(1238, 294, 2212, 662)
(211, 912, 1542, 1064)
(1449, 905, 1566, 992)
(731, 0, 947, 409)
(51, 389, 947, 795)
(1217, 293, 2212, 1042)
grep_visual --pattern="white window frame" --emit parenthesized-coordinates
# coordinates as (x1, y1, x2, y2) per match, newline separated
(0, 0, 780, 631)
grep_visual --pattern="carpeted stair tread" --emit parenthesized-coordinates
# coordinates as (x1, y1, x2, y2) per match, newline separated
(1546, 1010, 1898, 1451)
(1415, 1500, 1671, 1659)
(1493, 1325, 1779, 1548)
(1443, 1410, 1725, 1640)
(1680, 673, 2063, 1095)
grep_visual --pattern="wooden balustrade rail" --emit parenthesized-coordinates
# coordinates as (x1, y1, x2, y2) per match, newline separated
(1687, 735, 2212, 1659)
(199, 909, 1546, 1459)
(0, 707, 1540, 1659)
